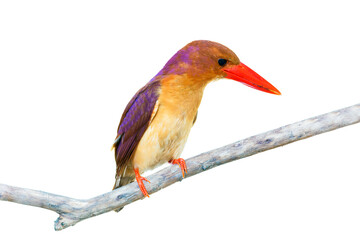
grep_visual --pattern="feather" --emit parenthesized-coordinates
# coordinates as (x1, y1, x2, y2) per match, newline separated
(113, 79, 161, 189)
(111, 134, 122, 151)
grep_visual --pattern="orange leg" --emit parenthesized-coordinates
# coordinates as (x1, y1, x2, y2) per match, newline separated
(169, 158, 188, 178)
(134, 168, 150, 197)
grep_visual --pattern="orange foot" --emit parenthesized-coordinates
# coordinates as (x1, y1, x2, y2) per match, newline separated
(169, 158, 188, 178)
(134, 168, 150, 197)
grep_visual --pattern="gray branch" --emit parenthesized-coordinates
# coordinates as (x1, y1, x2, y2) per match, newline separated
(1, 103, 359, 231)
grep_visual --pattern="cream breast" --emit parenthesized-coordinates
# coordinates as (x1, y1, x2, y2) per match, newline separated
(132, 75, 206, 173)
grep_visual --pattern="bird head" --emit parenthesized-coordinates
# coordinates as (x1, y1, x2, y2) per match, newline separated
(158, 40, 281, 95)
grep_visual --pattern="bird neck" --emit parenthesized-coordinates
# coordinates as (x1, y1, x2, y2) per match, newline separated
(159, 74, 210, 118)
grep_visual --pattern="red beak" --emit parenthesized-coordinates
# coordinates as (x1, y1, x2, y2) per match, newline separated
(222, 63, 281, 95)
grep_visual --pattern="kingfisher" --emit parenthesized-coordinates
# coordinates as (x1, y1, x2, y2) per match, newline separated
(112, 40, 280, 202)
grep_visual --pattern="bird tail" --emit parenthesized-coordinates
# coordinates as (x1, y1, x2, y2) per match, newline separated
(113, 167, 135, 212)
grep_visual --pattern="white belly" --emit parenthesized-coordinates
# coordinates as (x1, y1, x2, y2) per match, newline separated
(132, 109, 193, 173)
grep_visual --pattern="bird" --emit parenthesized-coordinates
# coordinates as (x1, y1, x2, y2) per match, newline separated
(112, 40, 280, 208)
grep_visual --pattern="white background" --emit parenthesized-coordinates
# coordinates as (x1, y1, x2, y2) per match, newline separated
(0, 0, 359, 239)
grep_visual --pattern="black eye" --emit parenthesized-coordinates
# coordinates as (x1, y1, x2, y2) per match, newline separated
(218, 58, 227, 66)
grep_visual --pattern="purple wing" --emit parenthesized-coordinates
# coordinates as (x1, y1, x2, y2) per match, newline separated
(113, 80, 161, 178)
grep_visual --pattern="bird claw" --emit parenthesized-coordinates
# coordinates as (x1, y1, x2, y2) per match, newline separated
(134, 168, 150, 197)
(169, 158, 188, 178)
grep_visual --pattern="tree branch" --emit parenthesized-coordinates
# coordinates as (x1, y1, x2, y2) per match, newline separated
(1, 103, 359, 231)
